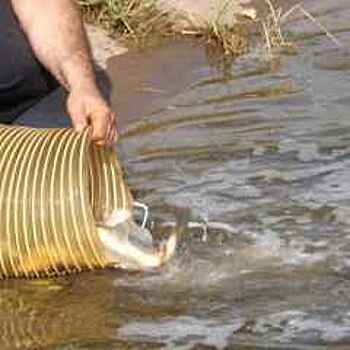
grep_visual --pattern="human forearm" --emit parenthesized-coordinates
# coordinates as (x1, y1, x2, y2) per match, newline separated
(11, 0, 117, 147)
(11, 0, 97, 93)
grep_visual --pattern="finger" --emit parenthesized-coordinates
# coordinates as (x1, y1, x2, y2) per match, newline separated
(67, 99, 88, 133)
(112, 112, 118, 143)
(103, 112, 115, 148)
(107, 113, 117, 147)
(91, 110, 109, 146)
(106, 122, 114, 148)
(75, 120, 88, 133)
(94, 140, 105, 147)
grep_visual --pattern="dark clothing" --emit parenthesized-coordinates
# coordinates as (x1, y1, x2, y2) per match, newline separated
(0, 1, 58, 123)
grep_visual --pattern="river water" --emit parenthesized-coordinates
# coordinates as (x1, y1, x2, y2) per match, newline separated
(2, 1, 350, 349)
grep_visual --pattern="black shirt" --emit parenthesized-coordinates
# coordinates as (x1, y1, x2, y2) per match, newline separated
(0, 1, 58, 123)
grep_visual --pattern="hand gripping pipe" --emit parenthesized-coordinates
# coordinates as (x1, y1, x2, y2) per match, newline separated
(0, 125, 176, 279)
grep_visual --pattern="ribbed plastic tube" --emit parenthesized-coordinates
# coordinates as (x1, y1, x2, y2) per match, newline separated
(0, 124, 132, 279)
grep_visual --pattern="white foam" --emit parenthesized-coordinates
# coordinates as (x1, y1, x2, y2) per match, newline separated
(119, 316, 243, 349)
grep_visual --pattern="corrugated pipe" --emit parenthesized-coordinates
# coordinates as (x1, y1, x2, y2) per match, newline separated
(0, 125, 176, 279)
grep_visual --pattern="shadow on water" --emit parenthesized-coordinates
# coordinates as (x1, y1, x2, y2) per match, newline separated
(0, 271, 186, 349)
(4, 0, 350, 349)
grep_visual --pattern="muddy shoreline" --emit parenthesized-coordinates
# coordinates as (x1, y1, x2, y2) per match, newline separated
(84, 0, 257, 129)
(86, 23, 127, 68)
(85, 0, 258, 68)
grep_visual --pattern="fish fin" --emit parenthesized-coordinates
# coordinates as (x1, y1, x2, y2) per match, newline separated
(159, 233, 177, 264)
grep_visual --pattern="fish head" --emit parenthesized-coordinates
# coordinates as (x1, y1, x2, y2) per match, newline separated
(97, 210, 177, 270)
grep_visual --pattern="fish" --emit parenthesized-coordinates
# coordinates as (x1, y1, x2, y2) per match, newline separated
(97, 209, 177, 270)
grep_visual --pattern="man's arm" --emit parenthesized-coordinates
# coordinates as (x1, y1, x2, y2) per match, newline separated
(11, 0, 116, 146)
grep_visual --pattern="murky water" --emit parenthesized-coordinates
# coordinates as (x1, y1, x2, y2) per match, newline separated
(3, 1, 350, 349)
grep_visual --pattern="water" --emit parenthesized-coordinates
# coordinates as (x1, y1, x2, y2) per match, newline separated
(3, 1, 350, 349)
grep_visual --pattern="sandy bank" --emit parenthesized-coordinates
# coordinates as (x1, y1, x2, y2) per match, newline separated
(158, 0, 257, 30)
(85, 24, 128, 68)
(84, 0, 258, 67)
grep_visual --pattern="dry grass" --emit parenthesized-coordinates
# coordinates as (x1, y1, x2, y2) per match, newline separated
(78, 0, 257, 55)
(78, 0, 342, 57)
(77, 0, 173, 44)
(178, 0, 255, 56)
(260, 0, 342, 56)
(204, 21, 250, 56)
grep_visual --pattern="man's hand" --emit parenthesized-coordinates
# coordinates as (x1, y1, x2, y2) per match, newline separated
(66, 88, 117, 147)
(11, 0, 117, 147)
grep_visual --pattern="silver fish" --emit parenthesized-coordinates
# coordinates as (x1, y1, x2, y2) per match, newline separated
(98, 210, 177, 270)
